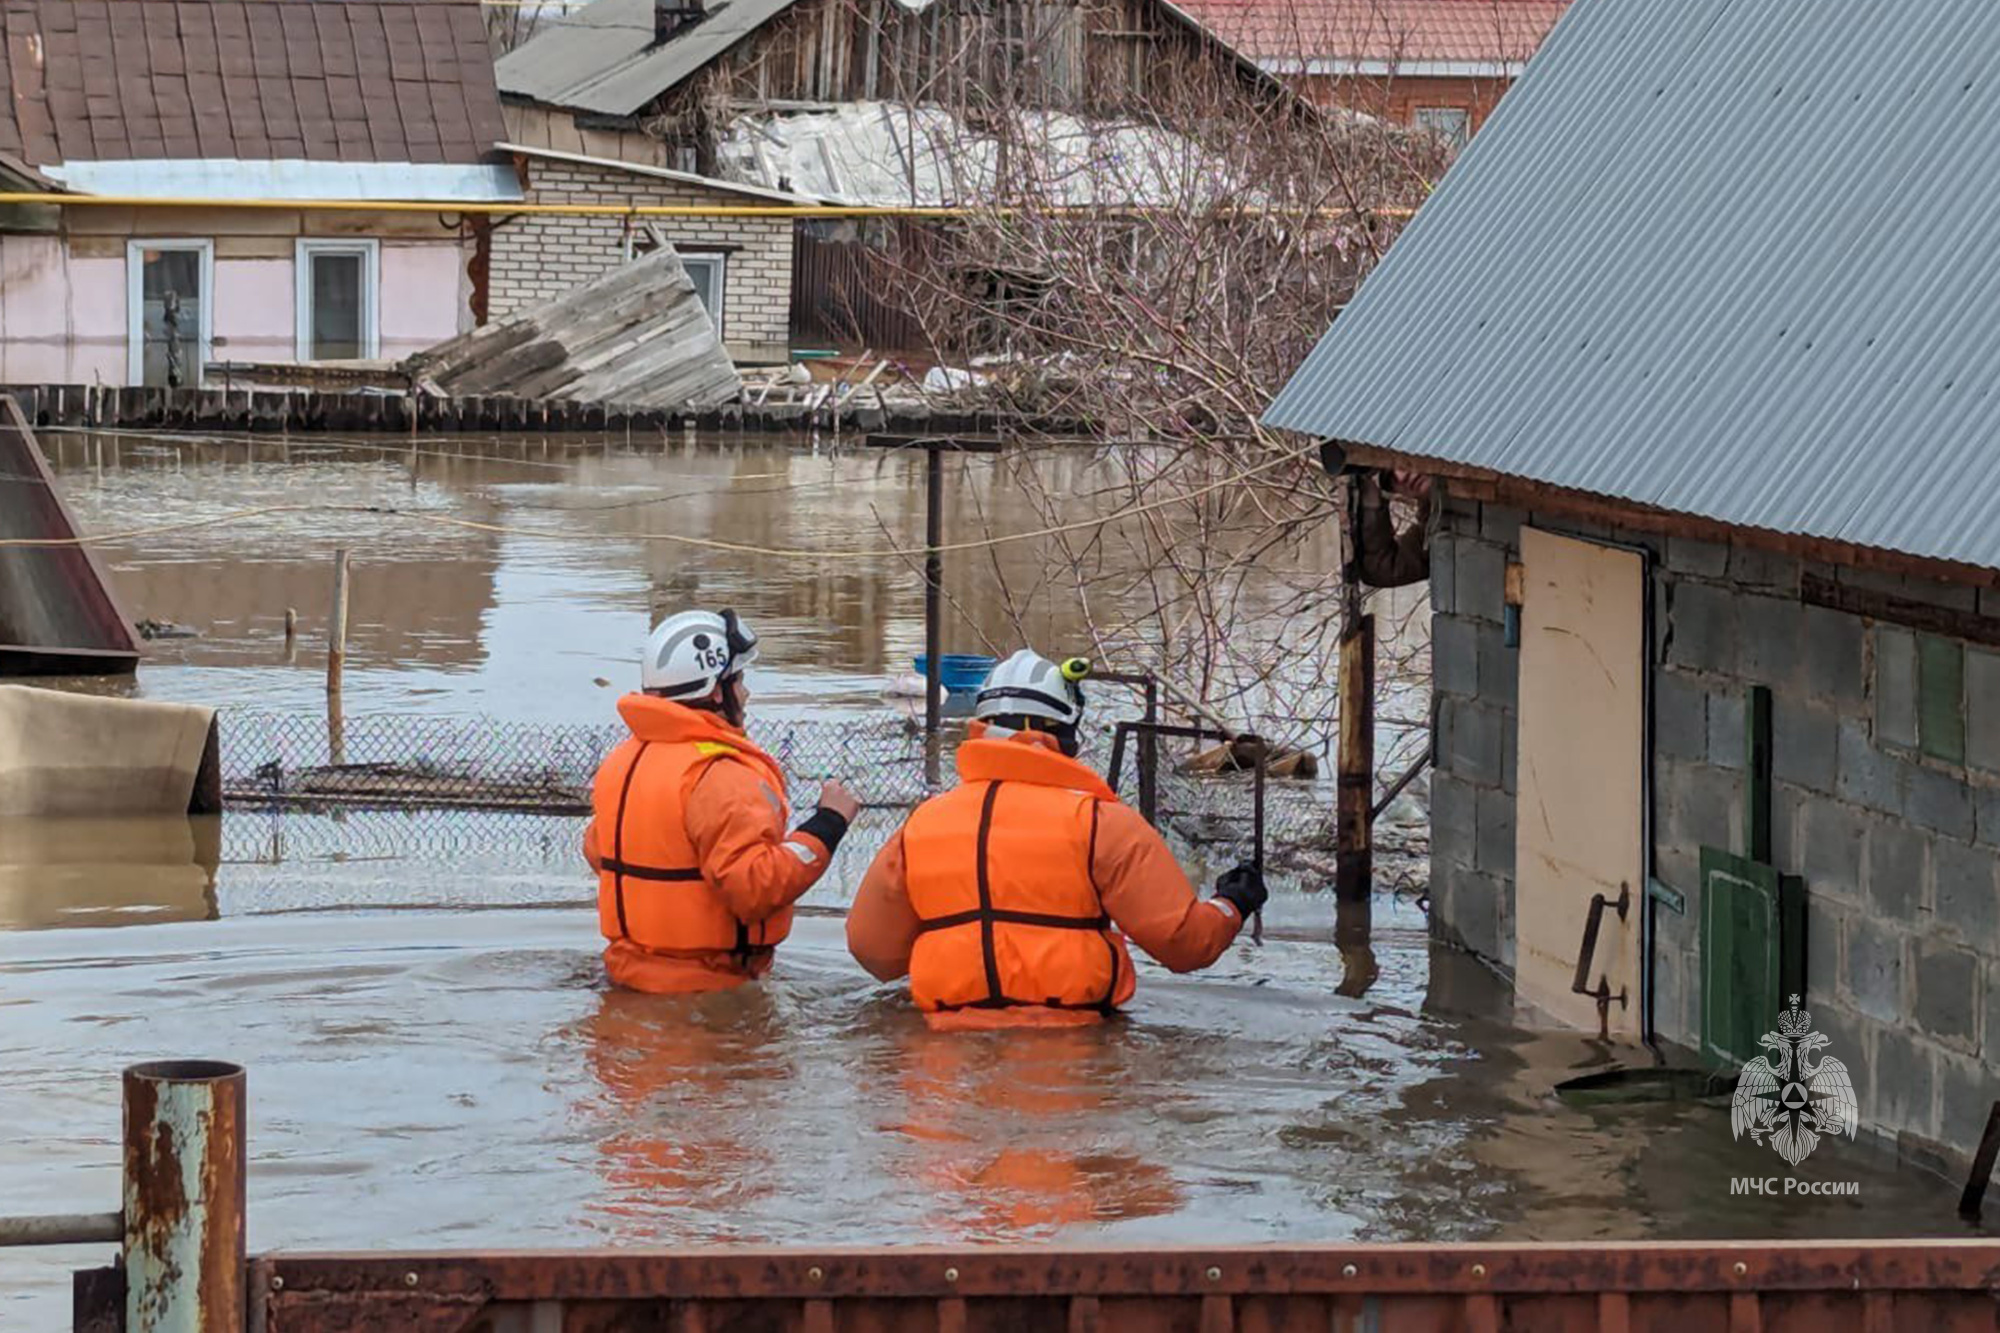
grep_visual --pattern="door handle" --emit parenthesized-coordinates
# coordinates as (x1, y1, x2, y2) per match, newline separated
(1572, 881, 1632, 1039)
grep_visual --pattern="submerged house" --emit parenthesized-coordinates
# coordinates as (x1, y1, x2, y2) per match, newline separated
(1270, 0, 2000, 1173)
(0, 0, 515, 385)
(1175, 0, 1568, 144)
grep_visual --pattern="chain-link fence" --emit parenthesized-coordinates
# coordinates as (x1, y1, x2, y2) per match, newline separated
(217, 709, 1427, 893)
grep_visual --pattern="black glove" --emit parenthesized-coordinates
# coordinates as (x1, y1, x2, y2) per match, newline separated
(1213, 861, 1267, 918)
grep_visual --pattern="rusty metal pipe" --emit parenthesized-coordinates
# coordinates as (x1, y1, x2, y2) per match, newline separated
(0, 1211, 121, 1246)
(124, 1059, 246, 1333)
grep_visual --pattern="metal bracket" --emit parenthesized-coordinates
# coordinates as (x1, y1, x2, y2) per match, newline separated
(1107, 721, 1266, 943)
(1573, 881, 1633, 1039)
(1646, 877, 1686, 916)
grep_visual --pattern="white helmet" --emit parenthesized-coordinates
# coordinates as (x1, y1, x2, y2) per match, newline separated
(641, 608, 760, 699)
(975, 649, 1085, 728)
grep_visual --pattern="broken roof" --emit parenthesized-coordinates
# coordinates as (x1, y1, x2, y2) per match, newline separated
(495, 0, 799, 117)
(1174, 0, 1565, 73)
(0, 0, 509, 169)
(1264, 0, 2000, 570)
(717, 103, 1252, 208)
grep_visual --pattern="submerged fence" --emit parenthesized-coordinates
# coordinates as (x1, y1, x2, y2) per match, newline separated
(213, 710, 1425, 892)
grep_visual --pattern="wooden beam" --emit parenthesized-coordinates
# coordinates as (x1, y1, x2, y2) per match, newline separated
(1337, 442, 2000, 592)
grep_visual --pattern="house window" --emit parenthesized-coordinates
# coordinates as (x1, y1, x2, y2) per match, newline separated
(680, 253, 726, 336)
(295, 240, 379, 361)
(1414, 106, 1472, 149)
(127, 240, 213, 387)
(624, 225, 728, 337)
(1874, 626, 2000, 767)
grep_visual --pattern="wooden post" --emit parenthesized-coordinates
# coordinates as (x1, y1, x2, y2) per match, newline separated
(923, 443, 945, 788)
(283, 606, 297, 660)
(1336, 477, 1375, 917)
(327, 549, 349, 764)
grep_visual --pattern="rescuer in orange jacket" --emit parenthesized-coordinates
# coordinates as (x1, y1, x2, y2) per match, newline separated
(846, 649, 1267, 1028)
(584, 608, 859, 994)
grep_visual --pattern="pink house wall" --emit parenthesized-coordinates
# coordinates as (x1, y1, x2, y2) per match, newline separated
(0, 236, 125, 384)
(0, 233, 471, 384)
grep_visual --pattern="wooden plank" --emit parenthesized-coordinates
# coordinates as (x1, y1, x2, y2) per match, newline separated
(1745, 685, 1772, 865)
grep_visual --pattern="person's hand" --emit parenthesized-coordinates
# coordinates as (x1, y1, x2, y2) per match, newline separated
(1213, 861, 1267, 918)
(817, 780, 861, 823)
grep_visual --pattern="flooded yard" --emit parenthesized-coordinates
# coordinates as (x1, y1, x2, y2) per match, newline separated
(1, 430, 1984, 1329)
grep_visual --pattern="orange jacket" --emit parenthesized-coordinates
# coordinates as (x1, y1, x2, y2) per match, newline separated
(584, 694, 840, 993)
(847, 727, 1242, 1027)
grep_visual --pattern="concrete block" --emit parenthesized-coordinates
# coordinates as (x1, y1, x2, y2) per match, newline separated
(1844, 913, 1906, 1023)
(1865, 817, 1927, 919)
(1979, 781, 2000, 849)
(1936, 1052, 1995, 1166)
(1665, 536, 1729, 578)
(1655, 669, 1708, 762)
(1915, 937, 1982, 1051)
(1727, 544, 1803, 595)
(1875, 627, 1919, 751)
(1651, 940, 1697, 1047)
(1967, 647, 2000, 776)
(1833, 719, 1900, 811)
(1870, 1023, 1940, 1141)
(1801, 604, 1867, 713)
(1475, 784, 1515, 877)
(1436, 868, 1505, 962)
(1770, 781, 1807, 872)
(1739, 593, 1804, 685)
(1432, 613, 1478, 698)
(1479, 504, 1524, 548)
(1664, 758, 1740, 856)
(1772, 700, 1837, 797)
(1797, 795, 1866, 906)
(1447, 698, 1506, 789)
(1431, 533, 1457, 616)
(1936, 838, 2000, 945)
(1430, 771, 1476, 871)
(1667, 579, 1739, 676)
(1476, 619, 1517, 703)
(1905, 764, 1975, 842)
(1455, 539, 1506, 625)
(1706, 687, 1746, 771)
(1805, 894, 1844, 1004)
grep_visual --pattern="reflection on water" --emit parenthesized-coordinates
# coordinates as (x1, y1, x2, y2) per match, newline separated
(0, 815, 219, 929)
(38, 430, 1377, 733)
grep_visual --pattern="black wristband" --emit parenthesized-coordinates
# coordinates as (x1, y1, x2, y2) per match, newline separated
(796, 806, 850, 853)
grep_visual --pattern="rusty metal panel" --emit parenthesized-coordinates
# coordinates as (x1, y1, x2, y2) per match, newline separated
(0, 395, 139, 676)
(247, 1242, 2000, 1333)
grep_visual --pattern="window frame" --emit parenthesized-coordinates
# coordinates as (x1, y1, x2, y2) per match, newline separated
(126, 239, 215, 387)
(294, 238, 381, 362)
(677, 250, 728, 338)
(1413, 105, 1472, 149)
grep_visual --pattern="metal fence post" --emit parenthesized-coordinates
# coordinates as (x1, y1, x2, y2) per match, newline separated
(124, 1060, 246, 1333)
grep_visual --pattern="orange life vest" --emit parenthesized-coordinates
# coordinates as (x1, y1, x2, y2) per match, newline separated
(902, 734, 1136, 1015)
(591, 697, 795, 960)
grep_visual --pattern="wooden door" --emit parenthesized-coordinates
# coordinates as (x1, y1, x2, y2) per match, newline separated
(1513, 528, 1646, 1038)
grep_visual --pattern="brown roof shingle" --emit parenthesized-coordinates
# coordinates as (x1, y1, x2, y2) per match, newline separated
(0, 0, 508, 168)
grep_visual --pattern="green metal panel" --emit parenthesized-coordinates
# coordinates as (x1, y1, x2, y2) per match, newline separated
(1700, 846, 1803, 1069)
(1919, 634, 1967, 764)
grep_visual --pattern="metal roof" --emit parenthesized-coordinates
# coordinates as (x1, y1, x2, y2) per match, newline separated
(47, 160, 523, 203)
(1263, 0, 2000, 572)
(501, 141, 813, 203)
(495, 0, 800, 116)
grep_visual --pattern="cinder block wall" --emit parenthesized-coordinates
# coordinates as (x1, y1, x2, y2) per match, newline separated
(489, 160, 793, 358)
(1430, 485, 2000, 1172)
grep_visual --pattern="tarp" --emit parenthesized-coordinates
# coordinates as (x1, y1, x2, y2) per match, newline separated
(0, 685, 217, 817)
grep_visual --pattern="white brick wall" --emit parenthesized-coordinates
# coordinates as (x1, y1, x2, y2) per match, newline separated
(490, 160, 793, 352)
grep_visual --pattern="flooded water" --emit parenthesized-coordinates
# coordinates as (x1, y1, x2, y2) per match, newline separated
(1, 431, 1982, 1329)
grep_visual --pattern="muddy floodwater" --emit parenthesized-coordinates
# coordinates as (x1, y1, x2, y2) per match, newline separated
(1, 432, 1985, 1329)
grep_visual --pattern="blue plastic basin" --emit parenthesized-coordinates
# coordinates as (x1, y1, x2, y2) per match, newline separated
(914, 653, 997, 696)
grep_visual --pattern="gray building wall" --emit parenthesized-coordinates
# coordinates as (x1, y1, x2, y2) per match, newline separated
(1430, 486, 2000, 1173)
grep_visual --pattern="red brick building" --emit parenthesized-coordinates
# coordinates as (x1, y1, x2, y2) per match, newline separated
(1175, 0, 1569, 145)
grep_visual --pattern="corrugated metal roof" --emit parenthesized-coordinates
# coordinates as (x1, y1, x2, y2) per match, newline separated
(502, 141, 812, 202)
(1264, 0, 2000, 572)
(495, 0, 800, 116)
